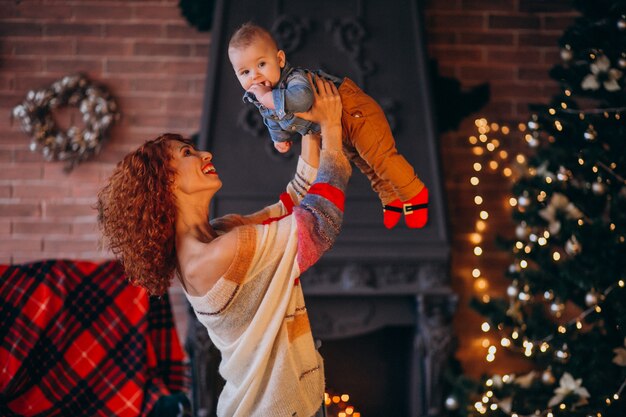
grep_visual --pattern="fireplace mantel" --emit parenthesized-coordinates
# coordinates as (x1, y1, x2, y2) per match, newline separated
(188, 1, 454, 416)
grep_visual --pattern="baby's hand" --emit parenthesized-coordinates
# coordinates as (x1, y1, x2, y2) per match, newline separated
(247, 83, 271, 98)
(274, 141, 292, 153)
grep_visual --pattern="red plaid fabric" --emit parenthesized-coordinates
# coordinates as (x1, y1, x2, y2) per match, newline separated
(0, 260, 189, 417)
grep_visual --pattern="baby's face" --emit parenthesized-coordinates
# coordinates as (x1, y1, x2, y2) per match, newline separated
(228, 38, 286, 92)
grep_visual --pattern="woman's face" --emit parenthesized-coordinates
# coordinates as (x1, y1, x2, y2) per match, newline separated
(169, 140, 222, 197)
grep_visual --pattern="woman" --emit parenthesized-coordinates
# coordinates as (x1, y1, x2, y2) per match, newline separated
(98, 76, 350, 417)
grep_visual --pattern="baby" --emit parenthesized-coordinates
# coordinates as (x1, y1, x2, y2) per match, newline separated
(228, 22, 429, 229)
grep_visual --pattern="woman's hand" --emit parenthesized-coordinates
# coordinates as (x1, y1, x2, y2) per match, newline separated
(295, 74, 343, 151)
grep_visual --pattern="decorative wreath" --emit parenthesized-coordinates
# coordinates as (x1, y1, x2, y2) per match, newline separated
(12, 74, 120, 172)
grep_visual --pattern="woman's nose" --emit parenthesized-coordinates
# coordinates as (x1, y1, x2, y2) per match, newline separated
(202, 152, 212, 161)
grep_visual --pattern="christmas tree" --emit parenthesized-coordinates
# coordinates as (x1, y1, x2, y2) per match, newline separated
(451, 1, 626, 416)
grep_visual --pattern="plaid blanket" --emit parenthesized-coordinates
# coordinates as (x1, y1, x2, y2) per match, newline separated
(0, 260, 189, 417)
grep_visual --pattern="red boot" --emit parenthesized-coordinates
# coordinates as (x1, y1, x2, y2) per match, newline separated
(383, 198, 403, 229)
(403, 187, 429, 228)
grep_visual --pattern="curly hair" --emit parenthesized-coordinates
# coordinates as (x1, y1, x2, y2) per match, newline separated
(97, 133, 191, 296)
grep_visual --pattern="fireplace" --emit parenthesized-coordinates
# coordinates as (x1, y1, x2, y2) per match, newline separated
(318, 325, 413, 416)
(188, 0, 454, 415)
(186, 262, 457, 417)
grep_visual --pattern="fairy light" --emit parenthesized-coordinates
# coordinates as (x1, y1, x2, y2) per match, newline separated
(462, 117, 626, 417)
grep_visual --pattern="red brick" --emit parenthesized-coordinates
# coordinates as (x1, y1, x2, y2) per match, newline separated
(103, 24, 163, 38)
(480, 100, 516, 119)
(0, 22, 44, 37)
(45, 23, 104, 37)
(118, 95, 164, 111)
(543, 15, 578, 31)
(163, 95, 203, 112)
(43, 237, 99, 253)
(106, 59, 166, 74)
(42, 162, 104, 182)
(13, 149, 46, 163)
(46, 58, 104, 73)
(427, 12, 486, 30)
(14, 75, 65, 91)
(0, 164, 43, 180)
(13, 221, 71, 235)
(461, 0, 515, 10)
(12, 183, 71, 198)
(76, 40, 133, 56)
(488, 14, 540, 30)
(0, 75, 13, 90)
(133, 42, 192, 57)
(458, 31, 515, 45)
(0, 203, 41, 217)
(519, 0, 574, 13)
(44, 202, 97, 219)
(11, 3, 73, 19)
(163, 60, 207, 75)
(518, 66, 553, 81)
(11, 253, 47, 264)
(1, 58, 44, 72)
(72, 221, 99, 235)
(519, 33, 561, 47)
(131, 77, 191, 93)
(190, 78, 206, 94)
(0, 238, 41, 252)
(127, 113, 199, 130)
(487, 49, 542, 64)
(73, 5, 129, 20)
(0, 221, 10, 235)
(0, 92, 26, 109)
(0, 149, 13, 162)
(0, 130, 28, 145)
(0, 186, 11, 198)
(192, 43, 210, 57)
(132, 5, 181, 20)
(13, 40, 74, 56)
(543, 49, 563, 64)
(165, 24, 212, 40)
(429, 46, 484, 63)
(459, 65, 516, 81)
(71, 182, 103, 198)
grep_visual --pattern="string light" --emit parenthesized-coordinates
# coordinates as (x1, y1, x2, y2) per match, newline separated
(465, 116, 626, 417)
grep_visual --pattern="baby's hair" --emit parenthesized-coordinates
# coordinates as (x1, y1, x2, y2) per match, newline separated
(228, 22, 278, 51)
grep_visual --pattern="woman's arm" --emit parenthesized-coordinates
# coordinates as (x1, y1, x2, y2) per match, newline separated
(210, 113, 323, 232)
(292, 75, 351, 272)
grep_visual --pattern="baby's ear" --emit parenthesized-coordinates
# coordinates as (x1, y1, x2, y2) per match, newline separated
(277, 50, 286, 68)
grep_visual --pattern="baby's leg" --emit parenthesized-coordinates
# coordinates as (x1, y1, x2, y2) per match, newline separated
(339, 79, 428, 228)
(342, 143, 397, 205)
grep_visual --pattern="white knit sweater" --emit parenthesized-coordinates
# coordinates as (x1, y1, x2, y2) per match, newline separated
(185, 149, 351, 417)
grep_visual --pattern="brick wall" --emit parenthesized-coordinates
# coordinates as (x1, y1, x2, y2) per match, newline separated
(0, 0, 209, 264)
(424, 0, 577, 376)
(0, 0, 577, 378)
